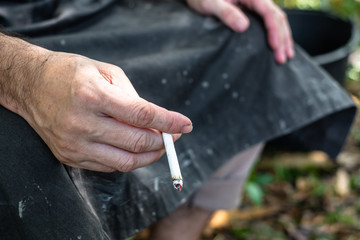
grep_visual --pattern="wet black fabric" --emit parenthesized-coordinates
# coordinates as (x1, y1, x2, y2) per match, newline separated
(0, 107, 111, 240)
(0, 0, 357, 239)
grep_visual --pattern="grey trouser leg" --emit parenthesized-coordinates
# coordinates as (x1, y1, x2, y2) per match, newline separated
(191, 143, 264, 210)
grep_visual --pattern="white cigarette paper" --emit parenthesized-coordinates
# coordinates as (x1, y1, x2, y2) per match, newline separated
(162, 132, 183, 191)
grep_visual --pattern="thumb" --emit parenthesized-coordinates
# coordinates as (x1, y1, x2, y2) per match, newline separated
(110, 95, 193, 134)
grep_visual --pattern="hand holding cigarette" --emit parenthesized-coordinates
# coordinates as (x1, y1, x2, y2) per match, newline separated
(162, 132, 183, 191)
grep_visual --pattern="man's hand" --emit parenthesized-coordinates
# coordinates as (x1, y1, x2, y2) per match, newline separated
(186, 0, 294, 64)
(0, 35, 192, 172)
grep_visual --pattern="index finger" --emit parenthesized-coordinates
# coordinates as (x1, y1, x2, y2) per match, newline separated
(101, 87, 193, 134)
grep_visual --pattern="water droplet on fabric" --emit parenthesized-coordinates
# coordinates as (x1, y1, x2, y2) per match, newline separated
(60, 39, 66, 46)
(143, 3, 152, 10)
(206, 148, 214, 155)
(279, 120, 287, 130)
(222, 73, 228, 79)
(224, 83, 230, 90)
(232, 91, 239, 99)
(154, 177, 159, 192)
(201, 81, 209, 88)
(183, 160, 191, 167)
(18, 200, 25, 219)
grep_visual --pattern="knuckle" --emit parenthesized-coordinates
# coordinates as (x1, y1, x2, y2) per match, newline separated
(72, 82, 101, 107)
(130, 132, 149, 153)
(164, 115, 177, 133)
(117, 154, 137, 172)
(131, 102, 155, 127)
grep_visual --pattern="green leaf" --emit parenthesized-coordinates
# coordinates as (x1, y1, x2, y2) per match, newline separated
(245, 182, 264, 206)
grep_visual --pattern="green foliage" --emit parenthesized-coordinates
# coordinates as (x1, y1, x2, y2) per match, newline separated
(311, 180, 327, 196)
(231, 227, 252, 238)
(274, 0, 360, 19)
(350, 127, 360, 146)
(328, 0, 360, 18)
(347, 65, 360, 82)
(245, 163, 274, 206)
(274, 163, 295, 182)
(355, 202, 360, 214)
(245, 182, 264, 206)
(231, 223, 287, 240)
(274, 163, 320, 182)
(252, 172, 274, 185)
(350, 171, 360, 189)
(326, 211, 356, 225)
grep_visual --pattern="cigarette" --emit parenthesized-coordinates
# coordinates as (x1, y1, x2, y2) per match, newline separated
(162, 132, 183, 191)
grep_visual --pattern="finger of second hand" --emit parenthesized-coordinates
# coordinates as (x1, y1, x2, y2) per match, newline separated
(262, 7, 290, 64)
(285, 27, 295, 59)
(274, 49, 286, 64)
(271, 28, 287, 64)
(269, 30, 286, 64)
(279, 15, 295, 60)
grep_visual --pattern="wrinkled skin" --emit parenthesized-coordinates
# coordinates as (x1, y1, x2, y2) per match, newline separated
(26, 53, 193, 172)
(0, 39, 192, 173)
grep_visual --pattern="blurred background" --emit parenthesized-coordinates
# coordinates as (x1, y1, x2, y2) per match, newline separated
(201, 1, 360, 240)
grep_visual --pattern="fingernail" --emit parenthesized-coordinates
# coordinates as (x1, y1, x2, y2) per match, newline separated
(182, 124, 193, 133)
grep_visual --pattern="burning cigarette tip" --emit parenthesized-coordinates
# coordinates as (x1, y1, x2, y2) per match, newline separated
(173, 179, 183, 191)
